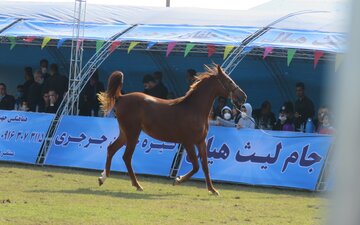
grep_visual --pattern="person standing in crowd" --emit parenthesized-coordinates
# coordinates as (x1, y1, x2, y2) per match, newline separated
(153, 71, 168, 99)
(294, 82, 315, 131)
(38, 92, 50, 113)
(28, 70, 45, 112)
(252, 100, 276, 130)
(39, 59, 50, 80)
(274, 101, 295, 131)
(14, 85, 25, 110)
(22, 66, 34, 102)
(236, 103, 255, 129)
(0, 83, 15, 110)
(313, 106, 329, 132)
(46, 89, 60, 113)
(142, 74, 163, 98)
(79, 71, 105, 116)
(43, 63, 68, 98)
(186, 69, 197, 87)
(318, 111, 335, 134)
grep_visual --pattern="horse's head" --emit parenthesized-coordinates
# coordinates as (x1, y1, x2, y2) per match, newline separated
(214, 65, 247, 109)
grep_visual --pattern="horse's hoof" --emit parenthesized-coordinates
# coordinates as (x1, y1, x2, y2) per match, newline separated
(136, 186, 144, 191)
(173, 176, 181, 186)
(208, 189, 220, 196)
(98, 177, 104, 186)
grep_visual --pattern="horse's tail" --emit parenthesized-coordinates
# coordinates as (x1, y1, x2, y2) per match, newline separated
(97, 71, 124, 115)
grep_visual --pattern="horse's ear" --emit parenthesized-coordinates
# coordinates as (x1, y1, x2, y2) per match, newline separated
(217, 64, 224, 76)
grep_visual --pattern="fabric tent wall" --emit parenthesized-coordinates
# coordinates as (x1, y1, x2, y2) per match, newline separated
(0, 44, 330, 114)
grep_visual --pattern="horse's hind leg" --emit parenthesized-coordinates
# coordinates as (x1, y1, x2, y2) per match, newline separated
(122, 130, 143, 191)
(174, 144, 199, 185)
(196, 140, 219, 195)
(98, 132, 126, 186)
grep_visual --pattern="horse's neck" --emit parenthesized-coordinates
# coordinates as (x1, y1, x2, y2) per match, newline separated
(183, 78, 218, 115)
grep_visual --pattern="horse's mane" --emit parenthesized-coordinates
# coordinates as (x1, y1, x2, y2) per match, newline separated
(171, 65, 218, 105)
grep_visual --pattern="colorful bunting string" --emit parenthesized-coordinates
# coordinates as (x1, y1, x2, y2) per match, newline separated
(128, 41, 139, 54)
(287, 49, 296, 66)
(263, 47, 273, 59)
(314, 50, 324, 69)
(207, 44, 216, 57)
(184, 43, 195, 57)
(166, 42, 177, 57)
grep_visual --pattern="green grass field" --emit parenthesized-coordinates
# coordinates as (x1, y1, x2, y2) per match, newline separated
(0, 162, 327, 225)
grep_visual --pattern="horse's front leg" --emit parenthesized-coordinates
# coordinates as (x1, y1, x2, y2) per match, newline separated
(196, 140, 219, 195)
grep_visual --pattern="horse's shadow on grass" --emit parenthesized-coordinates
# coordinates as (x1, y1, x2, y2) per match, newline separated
(28, 187, 181, 200)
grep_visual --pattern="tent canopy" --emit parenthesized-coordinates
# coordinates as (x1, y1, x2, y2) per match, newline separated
(0, 0, 347, 53)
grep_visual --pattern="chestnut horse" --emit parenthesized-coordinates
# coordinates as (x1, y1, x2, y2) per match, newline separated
(97, 65, 247, 195)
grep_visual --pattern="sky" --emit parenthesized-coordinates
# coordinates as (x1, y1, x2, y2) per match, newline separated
(5, 0, 271, 10)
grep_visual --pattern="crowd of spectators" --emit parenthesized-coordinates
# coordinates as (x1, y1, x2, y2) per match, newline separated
(0, 62, 334, 134)
(210, 82, 335, 134)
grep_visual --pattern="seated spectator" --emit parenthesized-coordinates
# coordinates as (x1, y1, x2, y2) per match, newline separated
(19, 100, 30, 112)
(28, 70, 45, 112)
(252, 100, 276, 130)
(46, 90, 60, 113)
(186, 69, 197, 87)
(314, 106, 329, 132)
(38, 92, 50, 113)
(212, 96, 227, 120)
(23, 66, 34, 102)
(0, 83, 15, 110)
(142, 74, 164, 98)
(318, 111, 335, 135)
(236, 103, 255, 129)
(153, 71, 169, 99)
(274, 101, 295, 132)
(214, 106, 236, 127)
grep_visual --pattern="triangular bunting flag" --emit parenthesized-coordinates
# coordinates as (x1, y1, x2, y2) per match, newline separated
(41, 37, 52, 49)
(243, 46, 254, 54)
(8, 37, 16, 50)
(223, 45, 234, 60)
(287, 49, 296, 66)
(146, 42, 156, 50)
(57, 38, 67, 49)
(335, 53, 344, 72)
(263, 47, 273, 59)
(207, 44, 216, 57)
(109, 41, 121, 53)
(96, 40, 105, 53)
(184, 43, 195, 57)
(166, 42, 177, 57)
(24, 37, 35, 43)
(314, 50, 324, 69)
(128, 42, 139, 54)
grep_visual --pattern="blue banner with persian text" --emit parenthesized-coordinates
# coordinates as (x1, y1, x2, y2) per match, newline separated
(0, 110, 54, 164)
(45, 116, 179, 176)
(178, 126, 332, 191)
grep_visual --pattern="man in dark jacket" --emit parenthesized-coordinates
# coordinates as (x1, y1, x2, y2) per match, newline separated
(28, 70, 45, 112)
(153, 71, 168, 99)
(294, 82, 315, 131)
(0, 83, 15, 110)
(142, 74, 164, 99)
(43, 64, 68, 98)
